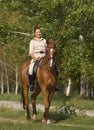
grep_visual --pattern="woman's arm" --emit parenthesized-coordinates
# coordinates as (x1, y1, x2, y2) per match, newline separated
(30, 53, 39, 61)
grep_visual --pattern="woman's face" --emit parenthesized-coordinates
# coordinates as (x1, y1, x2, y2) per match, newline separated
(35, 29, 41, 38)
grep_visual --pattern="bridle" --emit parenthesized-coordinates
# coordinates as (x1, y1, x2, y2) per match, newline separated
(46, 45, 56, 67)
(38, 45, 56, 67)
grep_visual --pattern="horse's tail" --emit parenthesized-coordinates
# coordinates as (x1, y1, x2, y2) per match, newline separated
(21, 86, 25, 109)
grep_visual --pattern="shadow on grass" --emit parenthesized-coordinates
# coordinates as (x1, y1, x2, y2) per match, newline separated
(50, 111, 71, 123)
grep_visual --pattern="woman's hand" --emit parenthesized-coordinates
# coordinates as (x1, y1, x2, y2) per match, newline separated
(30, 54, 40, 62)
(33, 57, 40, 62)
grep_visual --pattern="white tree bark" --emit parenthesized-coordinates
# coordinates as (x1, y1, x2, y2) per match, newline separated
(80, 76, 86, 98)
(1, 71, 4, 95)
(0, 50, 4, 94)
(3, 50, 10, 94)
(66, 78, 71, 96)
(15, 65, 19, 95)
(4, 61, 9, 94)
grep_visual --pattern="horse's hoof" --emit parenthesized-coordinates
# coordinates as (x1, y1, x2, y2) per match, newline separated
(47, 119, 51, 125)
(32, 114, 37, 122)
(42, 118, 47, 124)
(27, 118, 31, 121)
(42, 119, 51, 124)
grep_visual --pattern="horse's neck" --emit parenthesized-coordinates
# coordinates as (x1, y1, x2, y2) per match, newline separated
(40, 56, 53, 70)
(40, 56, 48, 67)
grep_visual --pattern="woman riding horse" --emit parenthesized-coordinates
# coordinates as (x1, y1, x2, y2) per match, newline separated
(28, 28, 47, 92)
(20, 30, 58, 124)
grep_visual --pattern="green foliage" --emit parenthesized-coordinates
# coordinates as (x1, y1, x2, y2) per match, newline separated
(56, 104, 76, 119)
(0, 0, 94, 91)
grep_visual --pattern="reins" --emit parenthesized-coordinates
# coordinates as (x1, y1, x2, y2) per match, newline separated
(46, 46, 56, 49)
(39, 45, 56, 67)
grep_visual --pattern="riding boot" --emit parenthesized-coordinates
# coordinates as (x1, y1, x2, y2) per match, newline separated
(55, 87, 59, 91)
(28, 75, 34, 92)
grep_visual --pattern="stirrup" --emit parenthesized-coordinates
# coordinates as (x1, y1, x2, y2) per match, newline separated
(55, 88, 59, 91)
(29, 85, 34, 92)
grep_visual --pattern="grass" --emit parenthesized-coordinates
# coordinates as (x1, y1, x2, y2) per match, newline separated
(0, 92, 94, 110)
(0, 93, 21, 101)
(0, 107, 25, 120)
(59, 116, 94, 126)
(0, 107, 94, 130)
(0, 122, 94, 130)
(0, 92, 94, 130)
(37, 92, 94, 110)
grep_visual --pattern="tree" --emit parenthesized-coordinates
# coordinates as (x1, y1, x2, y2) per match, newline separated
(0, 0, 94, 94)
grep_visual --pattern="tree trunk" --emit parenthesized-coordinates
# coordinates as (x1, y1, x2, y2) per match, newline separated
(80, 76, 86, 98)
(4, 61, 9, 94)
(66, 78, 71, 96)
(15, 65, 19, 95)
(1, 71, 4, 95)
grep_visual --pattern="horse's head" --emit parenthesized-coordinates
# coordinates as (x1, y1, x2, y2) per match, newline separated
(46, 40, 57, 67)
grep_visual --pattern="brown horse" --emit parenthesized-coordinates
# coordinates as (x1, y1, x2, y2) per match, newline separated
(20, 40, 58, 124)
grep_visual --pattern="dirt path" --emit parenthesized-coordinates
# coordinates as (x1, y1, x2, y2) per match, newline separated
(0, 117, 94, 129)
(0, 117, 26, 123)
(56, 123, 94, 128)
(0, 100, 94, 117)
(0, 100, 44, 111)
(0, 101, 94, 128)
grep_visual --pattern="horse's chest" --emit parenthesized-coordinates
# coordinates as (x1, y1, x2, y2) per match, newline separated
(47, 76, 56, 86)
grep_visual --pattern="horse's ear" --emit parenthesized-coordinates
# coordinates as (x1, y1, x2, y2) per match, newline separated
(46, 39, 50, 44)
(46, 39, 58, 45)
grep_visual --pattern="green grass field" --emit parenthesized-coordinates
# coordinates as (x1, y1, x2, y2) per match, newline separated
(0, 93, 94, 130)
(0, 93, 94, 110)
(0, 108, 94, 130)
(0, 121, 94, 130)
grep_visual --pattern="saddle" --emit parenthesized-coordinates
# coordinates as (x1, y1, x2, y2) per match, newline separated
(32, 59, 59, 79)
(33, 59, 41, 80)
(27, 58, 58, 85)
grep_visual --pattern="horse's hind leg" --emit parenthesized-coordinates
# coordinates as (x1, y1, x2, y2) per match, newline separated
(22, 84, 31, 120)
(31, 86, 41, 121)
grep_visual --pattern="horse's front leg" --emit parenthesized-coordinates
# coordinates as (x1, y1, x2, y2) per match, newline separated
(41, 88, 51, 124)
(31, 86, 41, 122)
(48, 89, 55, 108)
(22, 84, 31, 120)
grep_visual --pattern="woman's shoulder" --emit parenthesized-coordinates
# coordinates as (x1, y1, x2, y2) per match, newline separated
(42, 38, 46, 42)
